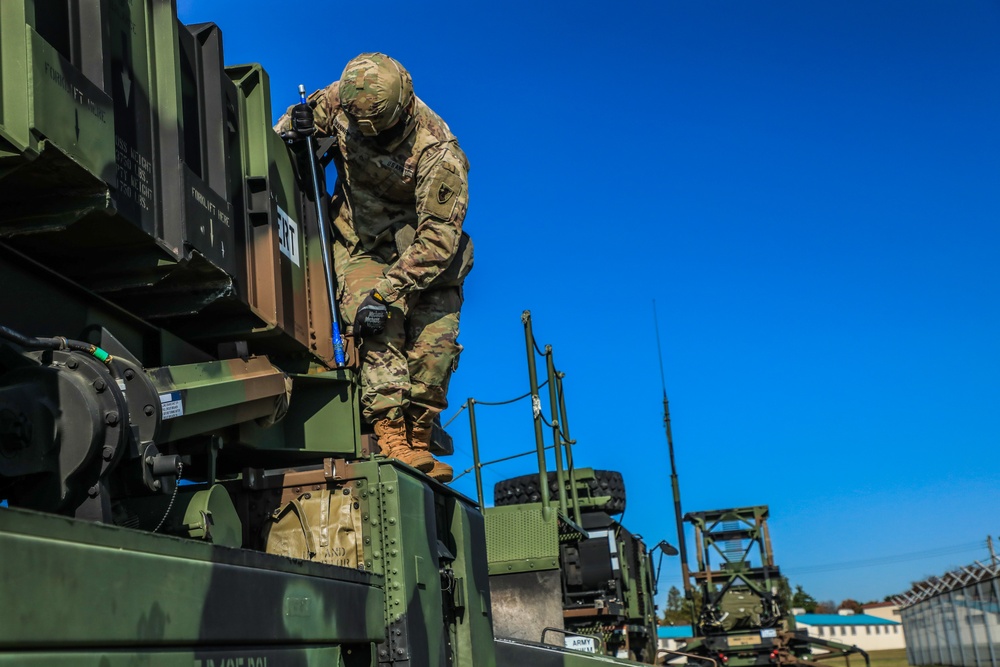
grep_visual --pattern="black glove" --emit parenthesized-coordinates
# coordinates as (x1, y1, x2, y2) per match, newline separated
(354, 290, 389, 337)
(289, 103, 315, 138)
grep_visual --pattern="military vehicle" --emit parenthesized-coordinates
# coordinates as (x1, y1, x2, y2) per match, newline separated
(456, 313, 668, 663)
(676, 505, 869, 667)
(0, 3, 660, 666)
(649, 313, 869, 667)
(490, 468, 662, 663)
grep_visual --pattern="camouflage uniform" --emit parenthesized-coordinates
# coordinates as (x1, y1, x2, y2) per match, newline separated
(276, 54, 472, 444)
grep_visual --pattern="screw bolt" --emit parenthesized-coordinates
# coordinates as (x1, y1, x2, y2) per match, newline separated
(105, 412, 119, 426)
(87, 484, 99, 498)
(153, 479, 162, 490)
(124, 369, 135, 381)
(67, 359, 78, 370)
(102, 445, 114, 461)
(144, 405, 154, 416)
(93, 379, 106, 392)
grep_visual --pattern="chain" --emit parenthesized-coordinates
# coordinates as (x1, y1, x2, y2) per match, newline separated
(152, 461, 183, 534)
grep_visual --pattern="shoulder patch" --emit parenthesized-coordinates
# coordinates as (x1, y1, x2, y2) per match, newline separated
(437, 183, 454, 205)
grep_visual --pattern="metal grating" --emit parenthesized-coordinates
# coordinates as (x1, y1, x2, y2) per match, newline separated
(485, 505, 559, 564)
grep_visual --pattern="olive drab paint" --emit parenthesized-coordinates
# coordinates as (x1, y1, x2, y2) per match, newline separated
(481, 316, 661, 662)
(680, 506, 871, 667)
(0, 2, 665, 667)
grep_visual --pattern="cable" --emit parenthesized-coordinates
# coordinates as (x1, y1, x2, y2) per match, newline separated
(0, 324, 113, 364)
(477, 379, 550, 406)
(439, 379, 551, 429)
(451, 445, 557, 483)
(784, 541, 985, 576)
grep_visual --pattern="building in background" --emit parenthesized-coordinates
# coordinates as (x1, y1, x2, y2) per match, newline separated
(794, 611, 905, 651)
(860, 602, 906, 643)
(657, 625, 692, 663)
(896, 560, 1000, 667)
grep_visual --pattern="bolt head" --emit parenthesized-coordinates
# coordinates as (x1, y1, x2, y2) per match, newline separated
(67, 359, 78, 369)
(143, 405, 154, 416)
(124, 369, 135, 381)
(105, 411, 119, 426)
(93, 379, 106, 392)
(102, 445, 114, 461)
(153, 479, 162, 490)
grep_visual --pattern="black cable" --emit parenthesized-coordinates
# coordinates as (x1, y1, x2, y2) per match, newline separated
(0, 324, 112, 363)
(441, 378, 553, 429)
(451, 445, 557, 483)
(475, 379, 549, 406)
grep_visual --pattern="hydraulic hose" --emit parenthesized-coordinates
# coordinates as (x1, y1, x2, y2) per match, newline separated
(0, 324, 113, 363)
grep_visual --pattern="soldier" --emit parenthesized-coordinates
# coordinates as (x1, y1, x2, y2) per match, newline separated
(277, 53, 472, 482)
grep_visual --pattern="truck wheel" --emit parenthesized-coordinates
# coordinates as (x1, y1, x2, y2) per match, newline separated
(493, 470, 626, 514)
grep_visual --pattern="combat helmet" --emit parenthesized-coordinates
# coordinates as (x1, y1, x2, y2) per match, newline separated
(339, 53, 414, 137)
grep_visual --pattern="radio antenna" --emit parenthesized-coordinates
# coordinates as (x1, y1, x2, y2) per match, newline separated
(653, 301, 693, 610)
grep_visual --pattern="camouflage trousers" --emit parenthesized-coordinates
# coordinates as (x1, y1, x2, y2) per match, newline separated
(334, 239, 463, 430)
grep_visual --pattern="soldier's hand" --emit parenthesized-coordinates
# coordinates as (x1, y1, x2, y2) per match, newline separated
(354, 290, 389, 337)
(289, 103, 315, 138)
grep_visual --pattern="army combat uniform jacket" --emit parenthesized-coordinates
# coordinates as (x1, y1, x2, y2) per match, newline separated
(278, 82, 472, 304)
(276, 82, 471, 430)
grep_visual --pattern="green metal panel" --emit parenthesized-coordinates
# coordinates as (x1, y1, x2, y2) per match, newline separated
(0, 506, 385, 647)
(444, 486, 497, 667)
(109, 0, 159, 237)
(0, 646, 355, 666)
(239, 370, 362, 457)
(0, 2, 31, 154)
(379, 463, 450, 665)
(485, 504, 560, 575)
(26, 27, 114, 182)
(148, 356, 287, 442)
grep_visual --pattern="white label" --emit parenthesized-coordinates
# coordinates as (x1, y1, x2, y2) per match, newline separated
(276, 205, 300, 266)
(159, 391, 184, 420)
(761, 628, 777, 639)
(565, 636, 598, 653)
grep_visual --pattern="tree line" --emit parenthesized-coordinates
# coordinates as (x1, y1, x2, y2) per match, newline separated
(659, 577, 892, 626)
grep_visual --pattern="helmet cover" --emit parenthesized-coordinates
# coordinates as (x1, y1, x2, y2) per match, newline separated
(338, 52, 414, 136)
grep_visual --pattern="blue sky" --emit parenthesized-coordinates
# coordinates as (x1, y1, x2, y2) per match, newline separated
(178, 1, 1000, 605)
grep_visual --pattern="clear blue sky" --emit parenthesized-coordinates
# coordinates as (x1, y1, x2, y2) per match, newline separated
(179, 1, 1000, 605)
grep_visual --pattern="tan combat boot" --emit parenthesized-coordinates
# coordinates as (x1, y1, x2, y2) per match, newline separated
(374, 418, 434, 472)
(410, 424, 454, 483)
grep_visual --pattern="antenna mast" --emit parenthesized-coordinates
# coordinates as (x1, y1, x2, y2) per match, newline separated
(654, 301, 693, 611)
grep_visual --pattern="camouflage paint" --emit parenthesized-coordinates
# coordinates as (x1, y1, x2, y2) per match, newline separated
(0, 3, 674, 667)
(0, 506, 384, 648)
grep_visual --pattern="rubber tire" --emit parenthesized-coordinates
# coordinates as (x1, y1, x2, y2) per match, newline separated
(493, 469, 626, 514)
